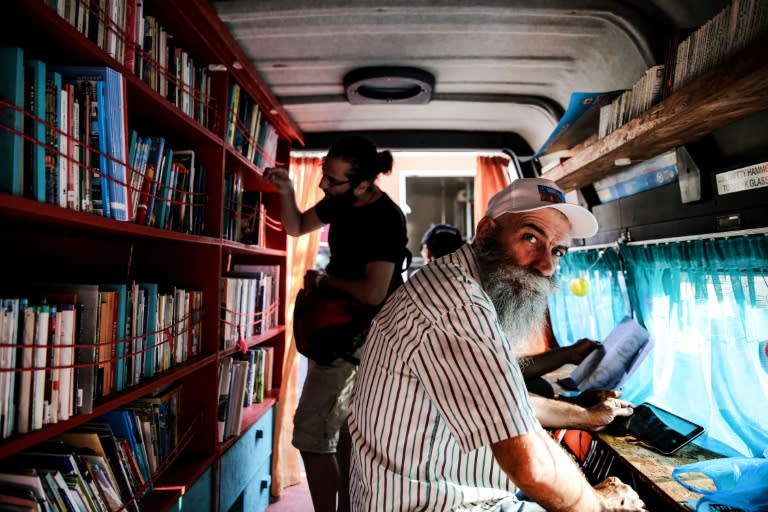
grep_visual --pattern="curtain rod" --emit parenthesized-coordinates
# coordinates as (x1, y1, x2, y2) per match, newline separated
(569, 226, 768, 252)
(569, 242, 618, 252)
(626, 226, 768, 246)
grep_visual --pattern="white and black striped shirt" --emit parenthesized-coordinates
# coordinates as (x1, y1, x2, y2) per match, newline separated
(349, 245, 542, 511)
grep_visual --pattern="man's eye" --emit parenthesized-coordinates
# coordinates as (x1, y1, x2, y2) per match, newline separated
(553, 248, 566, 258)
(525, 234, 537, 243)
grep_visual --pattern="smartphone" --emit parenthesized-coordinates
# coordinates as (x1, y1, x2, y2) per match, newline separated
(622, 402, 705, 455)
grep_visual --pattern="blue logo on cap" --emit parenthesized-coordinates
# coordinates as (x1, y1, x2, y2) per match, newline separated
(537, 185, 565, 204)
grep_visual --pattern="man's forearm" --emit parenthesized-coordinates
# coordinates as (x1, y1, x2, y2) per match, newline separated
(492, 431, 604, 511)
(520, 347, 572, 378)
(529, 395, 593, 430)
(276, 190, 302, 236)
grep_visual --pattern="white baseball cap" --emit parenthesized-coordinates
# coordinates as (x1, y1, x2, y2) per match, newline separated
(485, 178, 598, 238)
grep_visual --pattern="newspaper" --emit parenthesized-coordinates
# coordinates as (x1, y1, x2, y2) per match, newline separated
(558, 317, 653, 391)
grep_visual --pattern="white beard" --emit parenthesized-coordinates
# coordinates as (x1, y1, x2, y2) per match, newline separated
(474, 239, 559, 349)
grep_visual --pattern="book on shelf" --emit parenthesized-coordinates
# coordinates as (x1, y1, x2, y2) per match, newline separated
(239, 191, 266, 246)
(217, 357, 233, 443)
(50, 65, 130, 221)
(232, 263, 282, 333)
(0, 46, 25, 197)
(96, 289, 117, 400)
(262, 345, 274, 394)
(74, 423, 142, 511)
(43, 304, 60, 426)
(0, 470, 53, 511)
(135, 136, 164, 226)
(43, 284, 99, 416)
(56, 303, 76, 423)
(171, 150, 195, 233)
(24, 58, 47, 203)
(252, 348, 266, 404)
(533, 90, 623, 158)
(99, 409, 152, 491)
(558, 316, 653, 392)
(59, 431, 128, 510)
(16, 305, 35, 435)
(2, 448, 101, 511)
(130, 384, 181, 465)
(150, 146, 174, 229)
(100, 284, 129, 394)
(138, 283, 158, 380)
(30, 305, 51, 432)
(226, 360, 248, 438)
(1, 299, 22, 438)
(44, 69, 61, 206)
(59, 83, 71, 209)
(49, 66, 111, 218)
(238, 349, 257, 408)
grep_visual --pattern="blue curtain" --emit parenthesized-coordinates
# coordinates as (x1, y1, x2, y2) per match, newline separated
(619, 236, 768, 457)
(549, 247, 631, 345)
(550, 236, 768, 457)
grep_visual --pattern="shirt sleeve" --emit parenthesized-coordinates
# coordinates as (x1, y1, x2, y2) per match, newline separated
(314, 197, 333, 224)
(409, 301, 542, 453)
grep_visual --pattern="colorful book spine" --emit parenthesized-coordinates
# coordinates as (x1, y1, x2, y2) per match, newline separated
(24, 59, 47, 203)
(138, 283, 158, 379)
(0, 46, 25, 196)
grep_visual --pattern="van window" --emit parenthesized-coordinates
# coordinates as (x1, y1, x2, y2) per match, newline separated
(549, 235, 768, 457)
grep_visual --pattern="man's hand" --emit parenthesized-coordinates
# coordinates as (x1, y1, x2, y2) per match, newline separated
(594, 476, 646, 511)
(569, 388, 622, 408)
(304, 269, 326, 289)
(566, 338, 602, 364)
(263, 167, 293, 195)
(582, 397, 634, 431)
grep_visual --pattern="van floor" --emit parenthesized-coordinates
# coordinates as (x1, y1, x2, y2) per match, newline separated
(267, 473, 312, 510)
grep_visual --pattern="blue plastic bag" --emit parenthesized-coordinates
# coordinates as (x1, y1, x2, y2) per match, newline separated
(672, 456, 768, 511)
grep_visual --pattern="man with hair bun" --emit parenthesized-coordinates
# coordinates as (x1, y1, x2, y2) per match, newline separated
(265, 135, 408, 512)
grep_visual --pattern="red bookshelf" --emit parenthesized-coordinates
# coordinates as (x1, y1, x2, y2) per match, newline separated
(0, 1, 299, 510)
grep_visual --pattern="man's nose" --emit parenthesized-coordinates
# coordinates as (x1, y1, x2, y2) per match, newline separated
(531, 250, 556, 277)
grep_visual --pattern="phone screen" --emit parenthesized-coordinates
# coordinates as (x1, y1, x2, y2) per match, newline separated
(625, 403, 704, 455)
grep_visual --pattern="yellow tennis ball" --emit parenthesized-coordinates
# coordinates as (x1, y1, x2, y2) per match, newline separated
(570, 277, 590, 296)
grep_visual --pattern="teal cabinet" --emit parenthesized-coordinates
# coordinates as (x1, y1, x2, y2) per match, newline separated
(219, 406, 275, 512)
(180, 467, 213, 512)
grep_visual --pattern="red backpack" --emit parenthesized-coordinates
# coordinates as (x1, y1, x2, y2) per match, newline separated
(293, 287, 379, 365)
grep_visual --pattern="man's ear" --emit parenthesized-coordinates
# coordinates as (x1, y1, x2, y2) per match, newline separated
(474, 216, 496, 244)
(352, 180, 372, 195)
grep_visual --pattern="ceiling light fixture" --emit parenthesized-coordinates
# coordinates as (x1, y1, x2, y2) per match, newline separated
(344, 66, 435, 105)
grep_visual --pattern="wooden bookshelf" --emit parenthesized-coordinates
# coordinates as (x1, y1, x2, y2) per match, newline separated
(544, 33, 768, 192)
(0, 1, 298, 510)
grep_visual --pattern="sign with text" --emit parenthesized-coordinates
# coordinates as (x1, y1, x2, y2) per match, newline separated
(716, 162, 768, 195)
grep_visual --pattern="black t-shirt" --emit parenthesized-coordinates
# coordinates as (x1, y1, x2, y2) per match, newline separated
(315, 192, 408, 291)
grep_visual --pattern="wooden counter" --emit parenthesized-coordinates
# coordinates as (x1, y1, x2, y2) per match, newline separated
(542, 366, 724, 510)
(593, 432, 722, 511)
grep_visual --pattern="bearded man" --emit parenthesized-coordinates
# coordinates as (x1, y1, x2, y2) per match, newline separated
(348, 178, 644, 512)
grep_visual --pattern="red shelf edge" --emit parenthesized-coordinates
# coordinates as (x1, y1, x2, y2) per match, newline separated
(0, 353, 217, 459)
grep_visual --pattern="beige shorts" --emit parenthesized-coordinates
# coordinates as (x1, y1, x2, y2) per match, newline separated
(292, 355, 360, 453)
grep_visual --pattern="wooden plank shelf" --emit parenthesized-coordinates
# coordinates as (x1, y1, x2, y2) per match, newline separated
(544, 33, 768, 192)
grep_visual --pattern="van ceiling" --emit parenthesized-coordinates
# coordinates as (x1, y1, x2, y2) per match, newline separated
(212, 0, 729, 153)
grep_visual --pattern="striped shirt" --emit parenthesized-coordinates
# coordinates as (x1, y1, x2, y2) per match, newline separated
(349, 245, 542, 511)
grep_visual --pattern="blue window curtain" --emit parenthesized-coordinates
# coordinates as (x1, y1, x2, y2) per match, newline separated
(549, 236, 768, 456)
(619, 236, 768, 457)
(549, 247, 631, 345)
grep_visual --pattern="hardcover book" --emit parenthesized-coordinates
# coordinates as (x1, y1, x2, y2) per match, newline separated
(0, 46, 24, 196)
(24, 59, 47, 203)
